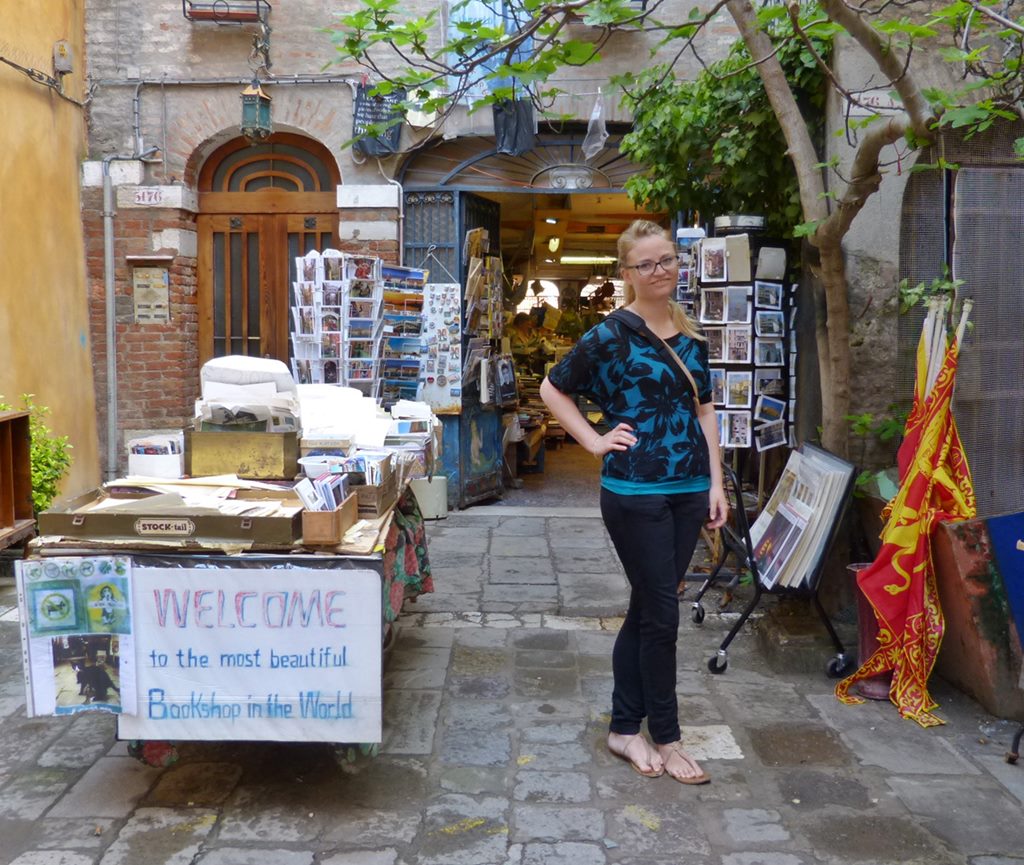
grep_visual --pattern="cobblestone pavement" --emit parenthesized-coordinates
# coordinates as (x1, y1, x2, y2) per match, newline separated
(1, 504, 1023, 865)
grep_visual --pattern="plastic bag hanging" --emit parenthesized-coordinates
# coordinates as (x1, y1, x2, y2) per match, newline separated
(581, 89, 609, 160)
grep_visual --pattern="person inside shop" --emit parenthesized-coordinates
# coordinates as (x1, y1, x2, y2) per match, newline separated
(509, 312, 539, 365)
(539, 219, 728, 784)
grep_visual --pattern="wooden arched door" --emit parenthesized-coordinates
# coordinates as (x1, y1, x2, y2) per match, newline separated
(197, 133, 340, 363)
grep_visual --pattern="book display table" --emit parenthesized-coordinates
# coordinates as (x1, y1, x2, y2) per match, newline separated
(18, 491, 431, 761)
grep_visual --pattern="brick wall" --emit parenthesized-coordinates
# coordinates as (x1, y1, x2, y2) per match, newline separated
(82, 186, 199, 475)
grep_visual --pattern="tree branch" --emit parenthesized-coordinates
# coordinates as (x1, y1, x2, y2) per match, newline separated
(815, 0, 933, 137)
(726, 0, 828, 225)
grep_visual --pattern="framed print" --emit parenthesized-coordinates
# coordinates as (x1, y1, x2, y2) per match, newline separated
(716, 411, 727, 447)
(755, 337, 784, 366)
(700, 238, 727, 283)
(726, 286, 752, 323)
(726, 371, 752, 408)
(754, 280, 783, 309)
(725, 326, 751, 364)
(724, 411, 752, 449)
(754, 394, 786, 423)
(705, 327, 725, 363)
(700, 288, 725, 324)
(754, 368, 784, 396)
(754, 419, 787, 452)
(710, 368, 726, 405)
(755, 310, 785, 337)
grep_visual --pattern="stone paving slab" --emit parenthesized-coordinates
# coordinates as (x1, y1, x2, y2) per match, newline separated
(2, 509, 1024, 865)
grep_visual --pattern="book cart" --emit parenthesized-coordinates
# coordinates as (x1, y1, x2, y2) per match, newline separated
(17, 488, 432, 762)
(690, 444, 857, 677)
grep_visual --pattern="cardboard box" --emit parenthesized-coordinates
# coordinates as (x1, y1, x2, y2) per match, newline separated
(185, 430, 299, 479)
(301, 493, 358, 546)
(127, 451, 184, 479)
(354, 472, 399, 518)
(38, 489, 304, 545)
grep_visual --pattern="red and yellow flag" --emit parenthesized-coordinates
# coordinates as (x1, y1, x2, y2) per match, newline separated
(835, 327, 975, 726)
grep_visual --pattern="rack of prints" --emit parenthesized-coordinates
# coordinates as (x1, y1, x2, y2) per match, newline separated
(696, 234, 794, 451)
(291, 250, 384, 393)
(419, 283, 464, 414)
(379, 265, 428, 408)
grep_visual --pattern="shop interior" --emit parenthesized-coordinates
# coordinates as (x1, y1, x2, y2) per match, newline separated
(478, 189, 667, 502)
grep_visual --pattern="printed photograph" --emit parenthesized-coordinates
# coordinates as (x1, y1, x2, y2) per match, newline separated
(726, 411, 752, 449)
(710, 368, 726, 405)
(755, 310, 785, 337)
(726, 287, 751, 323)
(725, 326, 751, 364)
(705, 327, 725, 363)
(700, 238, 727, 283)
(726, 371, 753, 408)
(324, 255, 343, 281)
(51, 633, 122, 711)
(755, 419, 788, 452)
(754, 368, 785, 396)
(700, 289, 726, 324)
(754, 394, 787, 423)
(755, 337, 785, 366)
(754, 280, 783, 309)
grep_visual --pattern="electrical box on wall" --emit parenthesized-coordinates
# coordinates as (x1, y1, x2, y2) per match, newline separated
(53, 40, 73, 75)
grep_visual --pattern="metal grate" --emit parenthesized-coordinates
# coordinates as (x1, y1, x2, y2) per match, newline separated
(899, 123, 1024, 518)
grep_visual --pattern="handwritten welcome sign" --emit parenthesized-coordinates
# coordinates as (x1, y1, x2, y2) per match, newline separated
(117, 565, 382, 742)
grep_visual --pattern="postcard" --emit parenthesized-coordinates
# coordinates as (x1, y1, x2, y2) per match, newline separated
(700, 289, 726, 324)
(725, 326, 751, 364)
(754, 394, 786, 423)
(754, 368, 784, 396)
(726, 371, 753, 408)
(725, 411, 752, 449)
(755, 246, 786, 281)
(755, 337, 785, 366)
(726, 286, 751, 323)
(755, 419, 788, 452)
(754, 280, 783, 309)
(755, 310, 785, 337)
(700, 238, 728, 283)
(705, 327, 725, 363)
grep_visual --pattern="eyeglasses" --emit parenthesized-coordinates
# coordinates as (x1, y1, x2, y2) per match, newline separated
(622, 255, 678, 278)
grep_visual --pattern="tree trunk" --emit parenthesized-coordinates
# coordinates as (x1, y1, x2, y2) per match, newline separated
(817, 240, 852, 457)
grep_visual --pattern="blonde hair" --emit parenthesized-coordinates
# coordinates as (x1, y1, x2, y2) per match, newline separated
(617, 219, 704, 340)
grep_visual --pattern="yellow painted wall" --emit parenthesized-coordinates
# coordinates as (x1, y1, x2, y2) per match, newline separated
(0, 1, 99, 502)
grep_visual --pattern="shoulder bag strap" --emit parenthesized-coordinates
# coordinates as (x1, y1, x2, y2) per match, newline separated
(608, 309, 701, 403)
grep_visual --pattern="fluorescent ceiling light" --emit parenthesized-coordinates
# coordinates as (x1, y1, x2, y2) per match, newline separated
(545, 217, 558, 224)
(559, 255, 617, 265)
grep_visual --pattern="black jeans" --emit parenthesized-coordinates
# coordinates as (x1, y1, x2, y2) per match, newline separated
(601, 487, 708, 745)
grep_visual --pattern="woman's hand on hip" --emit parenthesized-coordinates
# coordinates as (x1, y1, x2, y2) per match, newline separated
(706, 483, 729, 529)
(591, 423, 636, 457)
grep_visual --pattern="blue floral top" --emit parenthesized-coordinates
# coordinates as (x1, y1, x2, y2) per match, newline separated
(547, 316, 712, 493)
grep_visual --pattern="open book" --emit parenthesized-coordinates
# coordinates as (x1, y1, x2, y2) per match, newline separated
(749, 444, 856, 590)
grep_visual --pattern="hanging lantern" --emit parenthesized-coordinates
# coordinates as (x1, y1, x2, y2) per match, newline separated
(240, 79, 272, 144)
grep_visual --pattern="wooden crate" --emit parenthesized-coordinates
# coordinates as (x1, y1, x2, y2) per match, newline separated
(301, 493, 358, 546)
(0, 411, 34, 550)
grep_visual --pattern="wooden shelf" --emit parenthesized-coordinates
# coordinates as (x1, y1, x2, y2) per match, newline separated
(0, 411, 33, 551)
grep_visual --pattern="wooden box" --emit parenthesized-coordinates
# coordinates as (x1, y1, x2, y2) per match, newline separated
(0, 411, 34, 550)
(38, 489, 304, 546)
(355, 473, 399, 518)
(301, 492, 358, 546)
(185, 430, 299, 480)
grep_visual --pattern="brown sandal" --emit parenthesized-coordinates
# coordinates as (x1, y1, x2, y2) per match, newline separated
(658, 742, 710, 785)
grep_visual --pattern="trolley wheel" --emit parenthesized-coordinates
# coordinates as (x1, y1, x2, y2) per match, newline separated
(707, 652, 728, 675)
(826, 654, 853, 679)
(691, 603, 705, 625)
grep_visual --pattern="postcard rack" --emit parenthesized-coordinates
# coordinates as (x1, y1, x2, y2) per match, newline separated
(689, 445, 857, 677)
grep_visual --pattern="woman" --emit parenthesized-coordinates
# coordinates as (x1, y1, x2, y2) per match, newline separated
(540, 220, 728, 783)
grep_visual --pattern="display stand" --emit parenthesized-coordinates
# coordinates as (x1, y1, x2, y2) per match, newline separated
(0, 410, 34, 551)
(690, 444, 857, 677)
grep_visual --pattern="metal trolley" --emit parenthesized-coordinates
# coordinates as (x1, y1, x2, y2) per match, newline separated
(689, 447, 857, 678)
